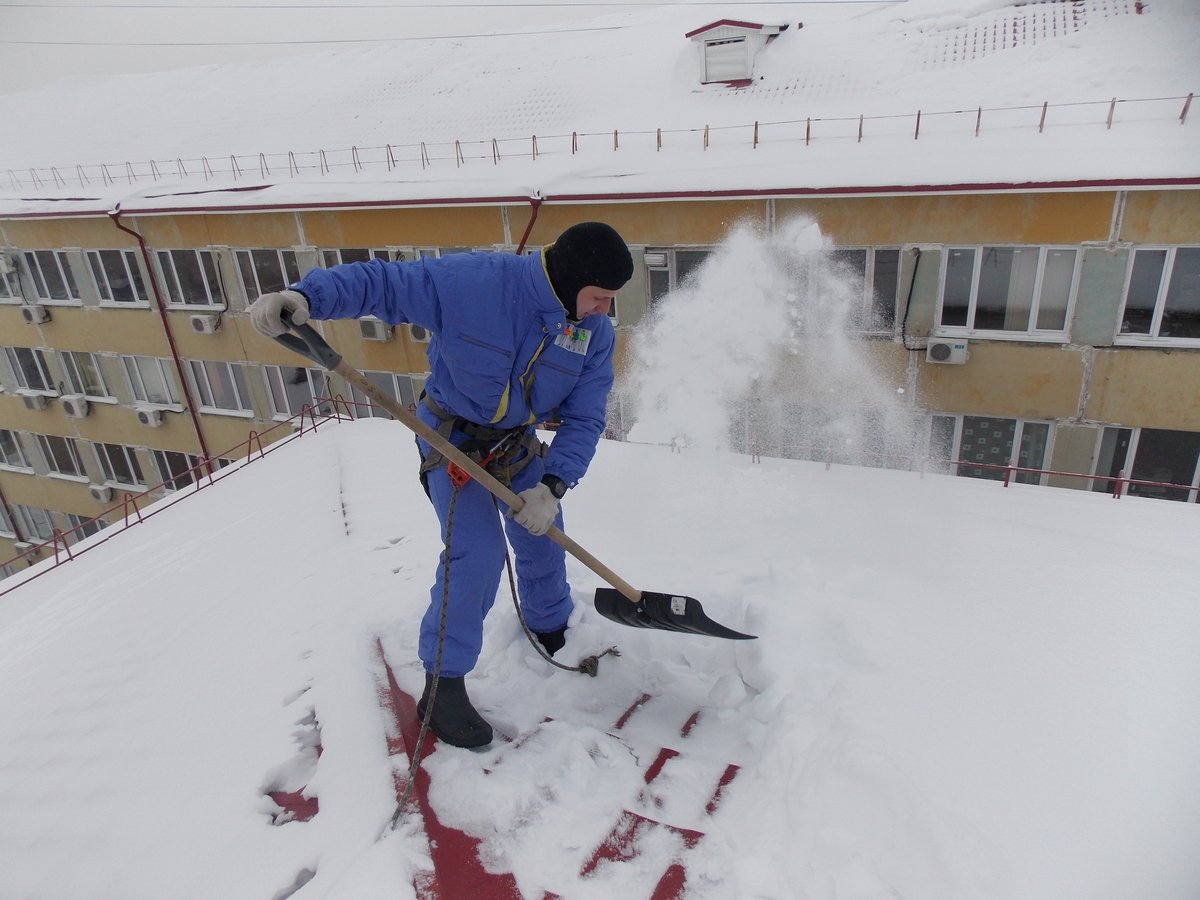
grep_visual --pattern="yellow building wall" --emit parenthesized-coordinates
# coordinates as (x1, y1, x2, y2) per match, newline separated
(776, 192, 1116, 245)
(1085, 349, 1200, 431)
(1119, 190, 1200, 243)
(1, 216, 131, 248)
(917, 343, 1084, 420)
(301, 207, 505, 248)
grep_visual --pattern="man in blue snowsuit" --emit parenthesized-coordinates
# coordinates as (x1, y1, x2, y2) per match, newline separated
(250, 223, 634, 748)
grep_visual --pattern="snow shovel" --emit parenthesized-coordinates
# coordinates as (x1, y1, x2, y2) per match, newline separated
(273, 318, 756, 641)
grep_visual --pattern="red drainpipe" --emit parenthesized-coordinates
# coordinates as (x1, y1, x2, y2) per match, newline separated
(108, 207, 214, 470)
(514, 196, 542, 254)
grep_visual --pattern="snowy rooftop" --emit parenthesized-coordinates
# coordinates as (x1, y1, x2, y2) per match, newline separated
(2, 0, 1197, 218)
(1, 418, 1198, 898)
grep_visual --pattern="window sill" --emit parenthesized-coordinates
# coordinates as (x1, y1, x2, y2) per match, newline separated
(48, 473, 89, 484)
(198, 407, 254, 419)
(1113, 336, 1200, 349)
(104, 482, 149, 493)
(0, 465, 35, 475)
(134, 402, 184, 413)
(98, 301, 152, 311)
(930, 330, 1069, 345)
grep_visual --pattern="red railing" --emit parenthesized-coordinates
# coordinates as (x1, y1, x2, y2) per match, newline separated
(0, 396, 370, 597)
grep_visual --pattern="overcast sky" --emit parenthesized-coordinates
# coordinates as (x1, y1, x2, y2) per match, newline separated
(0, 0, 685, 94)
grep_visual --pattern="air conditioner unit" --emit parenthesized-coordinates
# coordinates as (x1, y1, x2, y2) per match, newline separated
(13, 541, 36, 555)
(407, 323, 432, 343)
(0, 253, 15, 275)
(136, 407, 164, 427)
(89, 484, 113, 503)
(926, 338, 969, 365)
(61, 394, 91, 418)
(189, 313, 221, 334)
(21, 304, 49, 324)
(21, 394, 49, 411)
(359, 318, 392, 342)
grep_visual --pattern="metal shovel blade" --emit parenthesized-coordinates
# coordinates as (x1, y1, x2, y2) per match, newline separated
(593, 589, 757, 640)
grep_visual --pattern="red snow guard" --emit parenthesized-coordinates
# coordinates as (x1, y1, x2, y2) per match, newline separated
(375, 640, 741, 898)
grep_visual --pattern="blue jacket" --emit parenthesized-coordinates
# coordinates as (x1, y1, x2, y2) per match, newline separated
(293, 250, 615, 487)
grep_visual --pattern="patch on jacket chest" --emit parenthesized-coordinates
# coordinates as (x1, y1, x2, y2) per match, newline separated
(553, 325, 592, 355)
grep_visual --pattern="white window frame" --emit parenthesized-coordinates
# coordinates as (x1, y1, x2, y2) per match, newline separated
(1115, 246, 1200, 347)
(236, 248, 301, 299)
(348, 370, 425, 419)
(321, 248, 397, 267)
(65, 512, 106, 540)
(22, 250, 81, 304)
(935, 245, 1080, 341)
(87, 249, 151, 306)
(829, 246, 903, 336)
(60, 350, 114, 400)
(263, 364, 332, 419)
(0, 252, 21, 302)
(156, 249, 227, 308)
(122, 355, 179, 406)
(93, 442, 146, 489)
(189, 359, 253, 415)
(0, 429, 31, 470)
(4, 346, 56, 394)
(929, 413, 1055, 485)
(13, 503, 55, 541)
(36, 433, 86, 479)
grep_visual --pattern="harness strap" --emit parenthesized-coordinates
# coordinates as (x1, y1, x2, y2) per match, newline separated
(418, 393, 544, 487)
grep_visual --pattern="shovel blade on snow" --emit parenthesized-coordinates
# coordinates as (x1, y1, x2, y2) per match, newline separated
(593, 589, 757, 641)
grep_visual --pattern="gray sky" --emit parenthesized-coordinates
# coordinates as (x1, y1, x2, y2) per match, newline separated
(0, 0, 683, 94)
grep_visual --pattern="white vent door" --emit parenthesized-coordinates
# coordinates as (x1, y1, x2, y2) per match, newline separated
(704, 38, 747, 82)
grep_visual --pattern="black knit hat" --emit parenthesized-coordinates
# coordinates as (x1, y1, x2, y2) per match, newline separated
(545, 222, 634, 319)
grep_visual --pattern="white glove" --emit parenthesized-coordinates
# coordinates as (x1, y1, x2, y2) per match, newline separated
(249, 289, 309, 338)
(511, 482, 559, 536)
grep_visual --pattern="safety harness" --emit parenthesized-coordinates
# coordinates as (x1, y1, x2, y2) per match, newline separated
(417, 393, 544, 489)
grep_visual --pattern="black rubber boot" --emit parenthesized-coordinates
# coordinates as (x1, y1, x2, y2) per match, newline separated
(535, 626, 567, 657)
(416, 673, 493, 749)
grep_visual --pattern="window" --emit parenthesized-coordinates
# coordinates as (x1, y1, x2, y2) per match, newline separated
(88, 249, 150, 305)
(190, 360, 252, 413)
(123, 355, 178, 405)
(0, 503, 14, 536)
(263, 365, 331, 417)
(348, 370, 424, 419)
(65, 513, 106, 540)
(930, 414, 1051, 485)
(22, 250, 81, 303)
(322, 248, 395, 266)
(236, 249, 301, 298)
(94, 442, 146, 488)
(1094, 425, 1200, 502)
(61, 351, 112, 399)
(829, 247, 901, 334)
(156, 249, 227, 307)
(152, 450, 232, 492)
(5, 347, 55, 392)
(938, 246, 1077, 336)
(645, 248, 712, 307)
(1118, 247, 1200, 342)
(36, 434, 85, 478)
(12, 504, 55, 541)
(0, 429, 30, 469)
(0, 253, 21, 300)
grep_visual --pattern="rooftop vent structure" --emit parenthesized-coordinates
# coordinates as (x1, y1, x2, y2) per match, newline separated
(685, 19, 788, 86)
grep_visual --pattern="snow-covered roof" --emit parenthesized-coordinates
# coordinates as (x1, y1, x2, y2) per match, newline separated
(1, 0, 1197, 218)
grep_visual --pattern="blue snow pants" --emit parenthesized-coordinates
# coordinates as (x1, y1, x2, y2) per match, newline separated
(415, 408, 573, 677)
